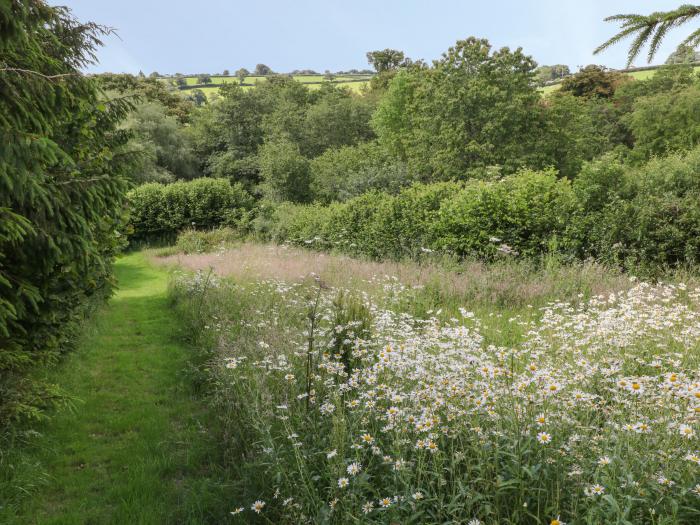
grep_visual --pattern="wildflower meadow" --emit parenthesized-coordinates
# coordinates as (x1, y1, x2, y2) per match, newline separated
(170, 265, 700, 524)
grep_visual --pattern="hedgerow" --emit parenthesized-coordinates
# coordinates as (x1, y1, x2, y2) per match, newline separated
(253, 150, 700, 271)
(127, 178, 254, 241)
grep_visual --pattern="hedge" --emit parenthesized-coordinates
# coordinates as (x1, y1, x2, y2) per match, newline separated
(256, 151, 700, 271)
(128, 178, 254, 240)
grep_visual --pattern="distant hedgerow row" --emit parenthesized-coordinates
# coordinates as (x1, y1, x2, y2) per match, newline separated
(255, 146, 700, 271)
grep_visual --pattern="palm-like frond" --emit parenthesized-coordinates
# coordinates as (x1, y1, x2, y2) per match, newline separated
(595, 5, 700, 67)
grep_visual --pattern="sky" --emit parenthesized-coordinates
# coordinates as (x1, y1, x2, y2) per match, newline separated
(59, 1, 690, 75)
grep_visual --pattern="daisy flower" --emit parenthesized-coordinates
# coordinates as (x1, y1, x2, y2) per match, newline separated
(537, 432, 552, 444)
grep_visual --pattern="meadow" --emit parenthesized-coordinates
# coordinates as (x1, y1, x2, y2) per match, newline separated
(6, 2, 700, 523)
(160, 241, 700, 524)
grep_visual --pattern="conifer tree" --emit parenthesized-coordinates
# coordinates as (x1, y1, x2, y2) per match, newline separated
(0, 1, 133, 424)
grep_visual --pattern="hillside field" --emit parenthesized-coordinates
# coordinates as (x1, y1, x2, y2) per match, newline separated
(166, 73, 374, 97)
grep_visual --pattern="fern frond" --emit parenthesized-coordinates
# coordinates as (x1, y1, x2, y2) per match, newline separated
(596, 4, 700, 66)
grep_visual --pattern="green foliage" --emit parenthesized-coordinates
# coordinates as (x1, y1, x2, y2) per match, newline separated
(0, 2, 132, 425)
(559, 65, 631, 99)
(538, 93, 613, 178)
(264, 144, 700, 272)
(534, 64, 570, 85)
(235, 68, 249, 84)
(625, 83, 700, 159)
(364, 182, 463, 259)
(666, 43, 700, 64)
(301, 87, 375, 157)
(189, 83, 267, 186)
(128, 178, 253, 240)
(366, 48, 410, 73)
(258, 140, 311, 203)
(186, 89, 207, 107)
(435, 170, 576, 259)
(372, 38, 547, 179)
(261, 170, 575, 262)
(189, 79, 377, 195)
(309, 141, 413, 203)
(96, 73, 194, 124)
(126, 101, 198, 183)
(572, 147, 700, 270)
(254, 63, 273, 75)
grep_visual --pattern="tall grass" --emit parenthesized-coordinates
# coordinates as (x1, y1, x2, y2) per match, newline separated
(167, 246, 700, 524)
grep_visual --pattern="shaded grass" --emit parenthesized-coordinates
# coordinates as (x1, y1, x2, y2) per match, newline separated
(0, 252, 232, 524)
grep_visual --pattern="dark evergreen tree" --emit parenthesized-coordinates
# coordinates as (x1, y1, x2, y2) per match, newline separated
(0, 1, 133, 425)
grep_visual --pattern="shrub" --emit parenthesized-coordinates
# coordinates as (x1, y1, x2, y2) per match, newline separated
(310, 142, 414, 204)
(365, 182, 462, 259)
(128, 178, 254, 240)
(264, 172, 575, 262)
(577, 147, 700, 270)
(434, 169, 576, 259)
(259, 150, 700, 272)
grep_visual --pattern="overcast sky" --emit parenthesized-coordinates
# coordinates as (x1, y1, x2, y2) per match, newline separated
(58, 1, 690, 74)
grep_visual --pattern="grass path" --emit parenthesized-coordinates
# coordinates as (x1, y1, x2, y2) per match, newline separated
(1, 252, 228, 524)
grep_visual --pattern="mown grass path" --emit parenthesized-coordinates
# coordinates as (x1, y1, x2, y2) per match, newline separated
(2, 252, 226, 525)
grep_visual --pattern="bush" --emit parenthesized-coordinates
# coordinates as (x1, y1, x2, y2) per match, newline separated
(365, 182, 462, 259)
(257, 148, 700, 272)
(262, 171, 575, 262)
(575, 147, 700, 270)
(310, 141, 415, 203)
(432, 169, 576, 259)
(128, 178, 254, 240)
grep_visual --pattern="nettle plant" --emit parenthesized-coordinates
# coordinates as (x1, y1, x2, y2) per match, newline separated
(171, 271, 700, 524)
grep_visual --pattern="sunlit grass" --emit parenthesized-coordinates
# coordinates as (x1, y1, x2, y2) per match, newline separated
(0, 253, 234, 524)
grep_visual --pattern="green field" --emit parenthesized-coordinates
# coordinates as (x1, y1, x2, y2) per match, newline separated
(172, 64, 700, 100)
(179, 74, 369, 86)
(168, 73, 373, 98)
